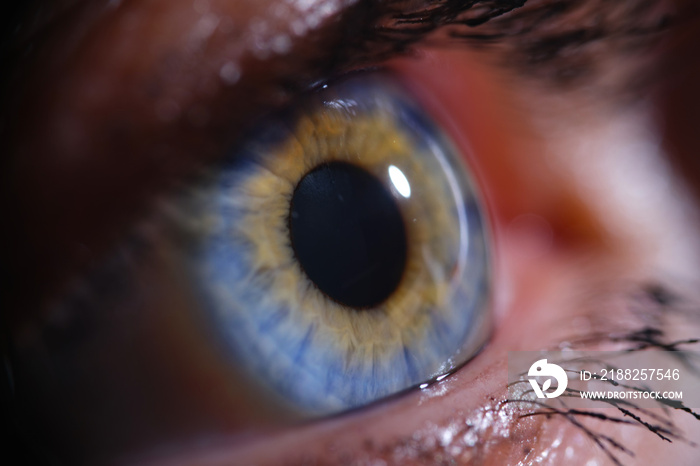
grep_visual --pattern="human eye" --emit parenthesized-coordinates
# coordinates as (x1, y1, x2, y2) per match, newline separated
(2, 1, 700, 465)
(185, 73, 491, 415)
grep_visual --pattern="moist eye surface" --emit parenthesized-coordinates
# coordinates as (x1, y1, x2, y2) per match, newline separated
(193, 74, 491, 415)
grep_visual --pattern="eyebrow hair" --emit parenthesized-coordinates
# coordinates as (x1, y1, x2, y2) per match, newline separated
(338, 0, 673, 89)
(325, 0, 527, 66)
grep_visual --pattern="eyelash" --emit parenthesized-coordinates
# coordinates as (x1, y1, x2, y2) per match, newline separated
(327, 282, 700, 466)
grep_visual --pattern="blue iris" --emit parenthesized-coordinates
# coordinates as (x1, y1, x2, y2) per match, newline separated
(191, 74, 491, 415)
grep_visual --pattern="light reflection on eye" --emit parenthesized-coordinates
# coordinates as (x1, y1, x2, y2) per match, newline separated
(189, 74, 491, 415)
(388, 165, 412, 199)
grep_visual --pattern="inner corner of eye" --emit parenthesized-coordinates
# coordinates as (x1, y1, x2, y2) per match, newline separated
(190, 74, 492, 417)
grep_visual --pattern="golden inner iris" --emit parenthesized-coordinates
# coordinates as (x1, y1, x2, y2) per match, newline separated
(223, 104, 462, 367)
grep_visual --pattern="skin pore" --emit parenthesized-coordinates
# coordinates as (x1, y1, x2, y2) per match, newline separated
(2, 0, 700, 464)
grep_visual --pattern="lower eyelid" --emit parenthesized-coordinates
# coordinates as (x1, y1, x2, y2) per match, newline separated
(117, 221, 577, 465)
(178, 281, 700, 466)
(134, 371, 538, 466)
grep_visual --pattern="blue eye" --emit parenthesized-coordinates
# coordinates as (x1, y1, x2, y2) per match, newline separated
(191, 75, 491, 415)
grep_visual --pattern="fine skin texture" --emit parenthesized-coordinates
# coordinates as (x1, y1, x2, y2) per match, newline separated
(2, 0, 700, 465)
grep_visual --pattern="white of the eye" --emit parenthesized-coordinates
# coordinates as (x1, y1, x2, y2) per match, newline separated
(388, 165, 411, 198)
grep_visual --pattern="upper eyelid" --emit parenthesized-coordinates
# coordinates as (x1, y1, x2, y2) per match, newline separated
(1, 0, 515, 307)
(1, 0, 663, 356)
(1, 1, 375, 307)
(0, 0, 672, 322)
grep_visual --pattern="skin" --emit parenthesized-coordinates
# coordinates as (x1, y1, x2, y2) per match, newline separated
(2, 0, 700, 464)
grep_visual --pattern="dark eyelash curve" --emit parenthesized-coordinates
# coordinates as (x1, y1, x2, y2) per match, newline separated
(506, 282, 700, 466)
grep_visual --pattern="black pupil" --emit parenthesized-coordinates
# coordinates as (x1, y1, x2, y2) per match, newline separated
(289, 161, 408, 309)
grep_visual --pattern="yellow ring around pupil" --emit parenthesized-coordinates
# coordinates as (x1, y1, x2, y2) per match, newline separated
(231, 108, 461, 357)
(195, 76, 489, 413)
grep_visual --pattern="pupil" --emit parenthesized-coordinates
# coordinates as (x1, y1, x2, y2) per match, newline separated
(289, 161, 408, 309)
